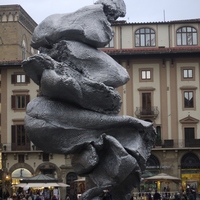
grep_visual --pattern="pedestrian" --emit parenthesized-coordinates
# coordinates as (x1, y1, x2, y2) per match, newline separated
(12, 193, 17, 200)
(35, 195, 41, 200)
(153, 190, 161, 200)
(65, 194, 70, 200)
(51, 195, 57, 200)
(148, 193, 152, 200)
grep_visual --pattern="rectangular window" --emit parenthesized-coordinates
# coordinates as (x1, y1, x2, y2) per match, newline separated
(139, 68, 153, 82)
(11, 74, 30, 84)
(181, 67, 195, 81)
(184, 91, 194, 108)
(18, 154, 25, 163)
(11, 95, 30, 109)
(43, 153, 49, 162)
(142, 70, 151, 79)
(11, 125, 30, 151)
(185, 127, 195, 147)
(17, 74, 26, 83)
(142, 93, 152, 115)
(183, 69, 193, 78)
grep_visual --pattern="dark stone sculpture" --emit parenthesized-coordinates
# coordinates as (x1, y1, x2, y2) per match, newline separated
(22, 0, 157, 199)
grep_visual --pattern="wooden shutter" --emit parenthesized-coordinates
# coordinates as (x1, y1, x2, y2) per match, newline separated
(11, 125, 16, 143)
(11, 74, 16, 84)
(26, 95, 30, 106)
(11, 95, 16, 109)
(25, 75, 30, 83)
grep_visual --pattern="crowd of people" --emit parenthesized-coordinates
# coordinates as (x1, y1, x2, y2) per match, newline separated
(3, 189, 60, 200)
(130, 185, 198, 200)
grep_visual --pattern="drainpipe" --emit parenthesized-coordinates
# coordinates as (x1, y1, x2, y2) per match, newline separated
(120, 26, 122, 51)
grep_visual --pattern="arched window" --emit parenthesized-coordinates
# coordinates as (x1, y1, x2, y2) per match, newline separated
(177, 26, 197, 46)
(135, 28, 155, 47)
(8, 13, 13, 21)
(181, 153, 200, 168)
(142, 155, 160, 178)
(146, 154, 160, 168)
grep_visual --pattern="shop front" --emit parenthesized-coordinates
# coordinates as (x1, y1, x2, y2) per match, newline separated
(181, 169, 200, 192)
(181, 152, 200, 193)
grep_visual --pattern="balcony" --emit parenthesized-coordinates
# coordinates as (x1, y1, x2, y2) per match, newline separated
(135, 106, 159, 119)
(185, 139, 200, 147)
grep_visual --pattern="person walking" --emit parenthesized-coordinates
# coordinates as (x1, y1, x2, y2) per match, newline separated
(153, 190, 161, 200)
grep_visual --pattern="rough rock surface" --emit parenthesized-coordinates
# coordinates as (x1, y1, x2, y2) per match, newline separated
(95, 0, 126, 21)
(31, 4, 113, 49)
(22, 0, 157, 199)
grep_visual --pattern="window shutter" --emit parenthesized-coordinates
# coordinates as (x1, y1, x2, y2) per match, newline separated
(26, 95, 30, 106)
(11, 95, 16, 109)
(11, 74, 16, 84)
(11, 125, 16, 143)
(25, 75, 30, 83)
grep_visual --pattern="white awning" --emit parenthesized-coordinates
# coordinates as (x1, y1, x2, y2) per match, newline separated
(14, 182, 69, 189)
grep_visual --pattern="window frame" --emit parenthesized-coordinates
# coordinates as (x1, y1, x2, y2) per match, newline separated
(43, 153, 50, 162)
(176, 26, 197, 46)
(138, 88, 155, 115)
(11, 94, 30, 110)
(135, 28, 156, 47)
(18, 154, 25, 163)
(11, 124, 30, 151)
(180, 86, 197, 110)
(139, 68, 153, 82)
(181, 67, 195, 81)
(11, 73, 30, 84)
(184, 91, 194, 108)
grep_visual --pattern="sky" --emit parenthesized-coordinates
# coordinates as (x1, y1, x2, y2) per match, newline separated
(1, 0, 200, 24)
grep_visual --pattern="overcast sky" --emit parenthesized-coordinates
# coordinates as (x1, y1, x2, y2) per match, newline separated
(1, 0, 200, 24)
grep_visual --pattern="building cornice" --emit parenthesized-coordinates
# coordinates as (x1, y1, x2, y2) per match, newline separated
(102, 46, 200, 57)
(112, 18, 200, 26)
(0, 5, 37, 33)
(0, 60, 22, 67)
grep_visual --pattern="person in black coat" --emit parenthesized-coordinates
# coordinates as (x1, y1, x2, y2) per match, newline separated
(153, 190, 161, 200)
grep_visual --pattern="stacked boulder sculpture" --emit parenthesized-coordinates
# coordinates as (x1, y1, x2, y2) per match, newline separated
(22, 0, 157, 199)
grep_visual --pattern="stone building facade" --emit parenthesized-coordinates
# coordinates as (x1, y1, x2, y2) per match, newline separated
(0, 5, 77, 200)
(103, 19, 200, 193)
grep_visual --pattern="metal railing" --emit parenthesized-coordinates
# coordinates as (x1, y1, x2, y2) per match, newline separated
(135, 107, 159, 119)
(132, 192, 200, 200)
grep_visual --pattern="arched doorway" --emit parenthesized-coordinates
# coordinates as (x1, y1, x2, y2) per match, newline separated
(12, 168, 32, 185)
(181, 152, 200, 192)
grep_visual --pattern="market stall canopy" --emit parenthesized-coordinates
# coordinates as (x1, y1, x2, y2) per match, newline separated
(144, 173, 181, 184)
(74, 178, 86, 182)
(14, 174, 69, 189)
(21, 174, 56, 182)
(14, 182, 69, 188)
